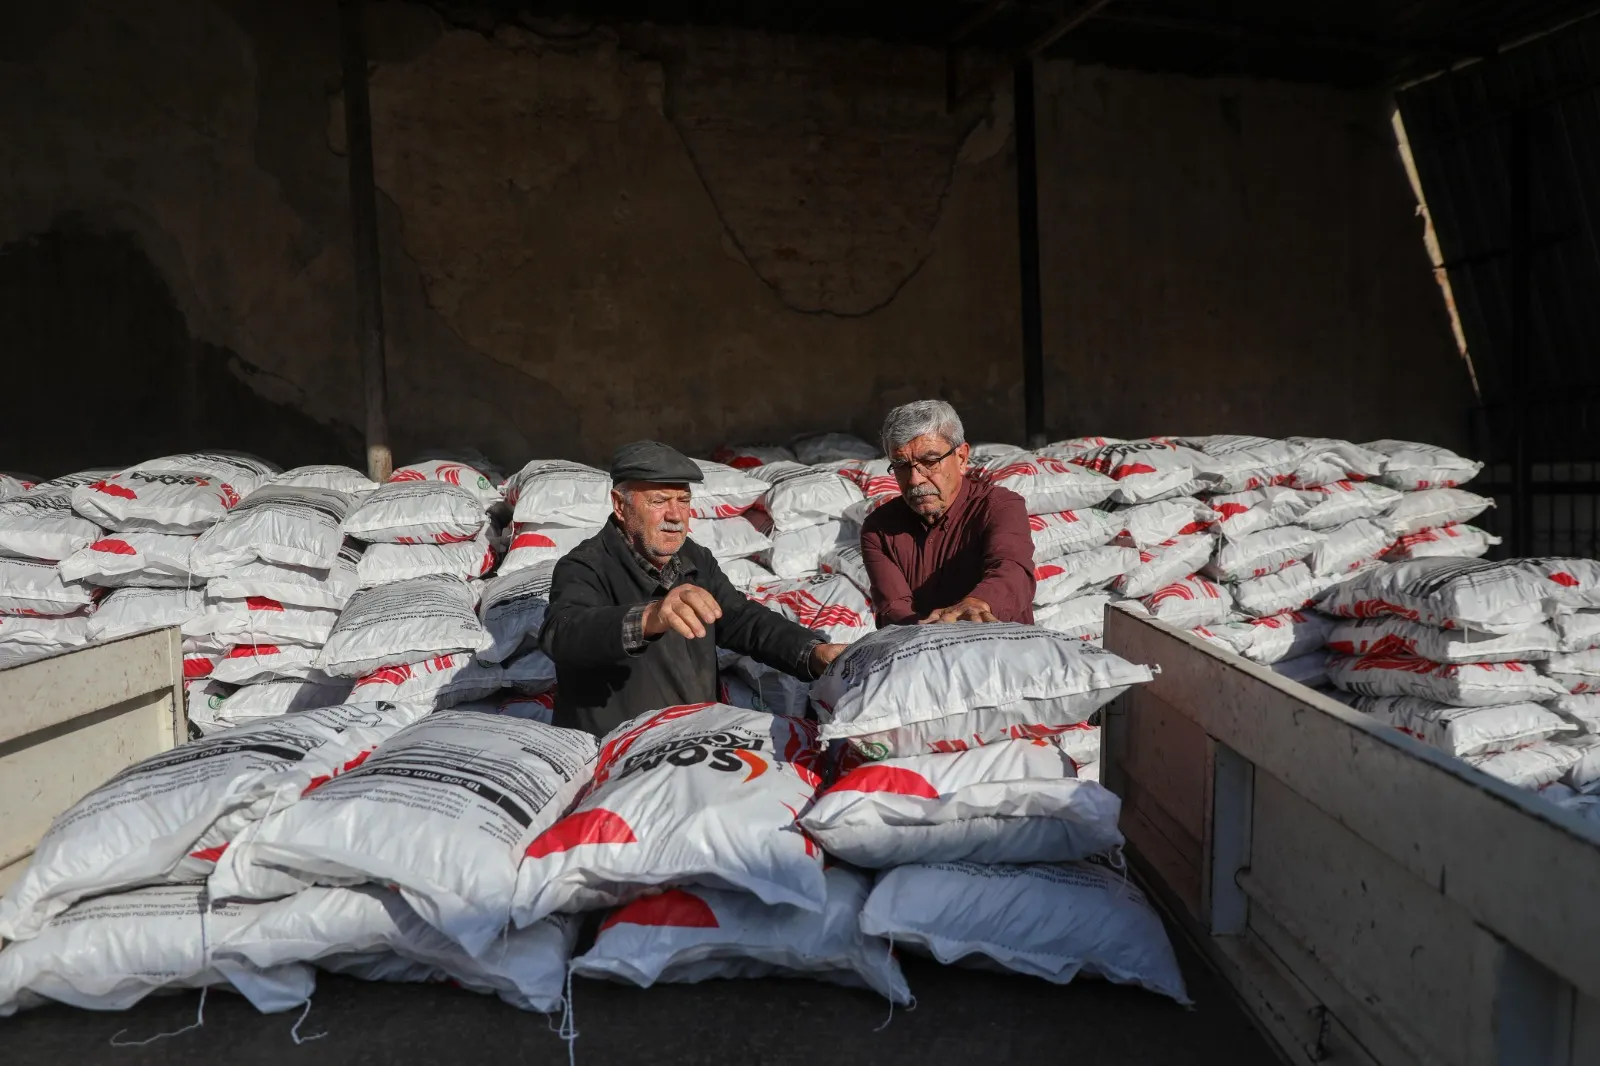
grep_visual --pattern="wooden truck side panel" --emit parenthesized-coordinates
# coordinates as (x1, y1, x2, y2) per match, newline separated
(1104, 605, 1600, 1066)
(0, 629, 185, 894)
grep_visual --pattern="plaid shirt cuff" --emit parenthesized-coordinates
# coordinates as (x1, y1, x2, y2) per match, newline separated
(622, 602, 652, 654)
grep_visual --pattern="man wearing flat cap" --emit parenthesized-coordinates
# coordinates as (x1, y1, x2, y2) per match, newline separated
(539, 440, 848, 736)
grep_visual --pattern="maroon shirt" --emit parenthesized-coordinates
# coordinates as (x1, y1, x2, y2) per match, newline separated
(859, 475, 1036, 626)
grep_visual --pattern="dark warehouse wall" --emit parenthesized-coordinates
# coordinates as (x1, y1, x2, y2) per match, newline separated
(0, 0, 1472, 477)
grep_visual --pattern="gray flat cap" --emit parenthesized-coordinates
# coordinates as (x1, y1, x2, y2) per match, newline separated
(610, 440, 704, 485)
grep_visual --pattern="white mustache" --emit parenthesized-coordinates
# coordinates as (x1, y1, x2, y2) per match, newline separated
(908, 486, 940, 498)
(659, 522, 686, 533)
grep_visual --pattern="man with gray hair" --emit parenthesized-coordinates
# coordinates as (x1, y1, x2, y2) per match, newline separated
(859, 400, 1036, 626)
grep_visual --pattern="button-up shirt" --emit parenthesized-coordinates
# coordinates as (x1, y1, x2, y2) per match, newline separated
(858, 474, 1036, 625)
(620, 544, 684, 653)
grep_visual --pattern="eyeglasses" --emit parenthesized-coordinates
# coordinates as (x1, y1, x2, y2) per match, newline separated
(889, 443, 961, 478)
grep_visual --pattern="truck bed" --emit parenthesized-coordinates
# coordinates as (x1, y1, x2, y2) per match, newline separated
(1102, 605, 1600, 1066)
(4, 938, 1278, 1066)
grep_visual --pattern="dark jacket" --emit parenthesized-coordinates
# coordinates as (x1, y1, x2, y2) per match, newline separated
(538, 521, 819, 736)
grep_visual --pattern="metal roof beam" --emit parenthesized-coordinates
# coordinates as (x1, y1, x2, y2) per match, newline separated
(1093, 10, 1420, 58)
(949, 0, 1012, 44)
(947, 0, 1114, 112)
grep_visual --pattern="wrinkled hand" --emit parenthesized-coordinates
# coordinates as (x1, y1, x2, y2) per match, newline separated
(809, 642, 847, 675)
(642, 583, 723, 640)
(919, 597, 998, 625)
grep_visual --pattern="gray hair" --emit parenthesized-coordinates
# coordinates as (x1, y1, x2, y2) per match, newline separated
(880, 400, 966, 457)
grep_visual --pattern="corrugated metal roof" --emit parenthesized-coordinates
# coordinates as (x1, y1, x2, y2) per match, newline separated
(1398, 13, 1600, 413)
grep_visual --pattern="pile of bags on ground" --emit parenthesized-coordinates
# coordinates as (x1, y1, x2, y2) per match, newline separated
(0, 431, 1511, 829)
(0, 621, 1188, 1023)
(0, 451, 580, 735)
(0, 454, 369, 718)
(317, 455, 558, 729)
(16, 427, 1590, 1026)
(0, 467, 111, 667)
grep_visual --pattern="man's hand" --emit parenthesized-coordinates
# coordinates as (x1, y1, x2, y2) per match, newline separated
(919, 596, 998, 625)
(808, 642, 847, 675)
(641, 583, 723, 640)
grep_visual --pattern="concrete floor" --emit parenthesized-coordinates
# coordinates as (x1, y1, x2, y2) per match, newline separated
(4, 931, 1282, 1066)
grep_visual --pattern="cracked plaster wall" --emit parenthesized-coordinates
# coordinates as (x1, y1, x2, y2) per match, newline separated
(0, 0, 1467, 477)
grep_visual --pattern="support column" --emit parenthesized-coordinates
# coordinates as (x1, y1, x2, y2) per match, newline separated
(1510, 110, 1532, 556)
(1014, 60, 1046, 448)
(339, 0, 392, 483)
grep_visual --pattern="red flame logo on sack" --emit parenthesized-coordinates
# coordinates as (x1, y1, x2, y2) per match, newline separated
(732, 749, 768, 782)
(1344, 597, 1422, 623)
(227, 643, 281, 658)
(389, 469, 426, 482)
(752, 588, 862, 630)
(826, 765, 939, 798)
(1390, 530, 1439, 552)
(1007, 722, 1085, 742)
(986, 462, 1038, 481)
(1152, 576, 1203, 601)
(355, 663, 414, 689)
(590, 703, 716, 788)
(1350, 652, 1447, 677)
(525, 808, 638, 858)
(90, 479, 137, 500)
(600, 889, 719, 932)
(302, 750, 373, 796)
